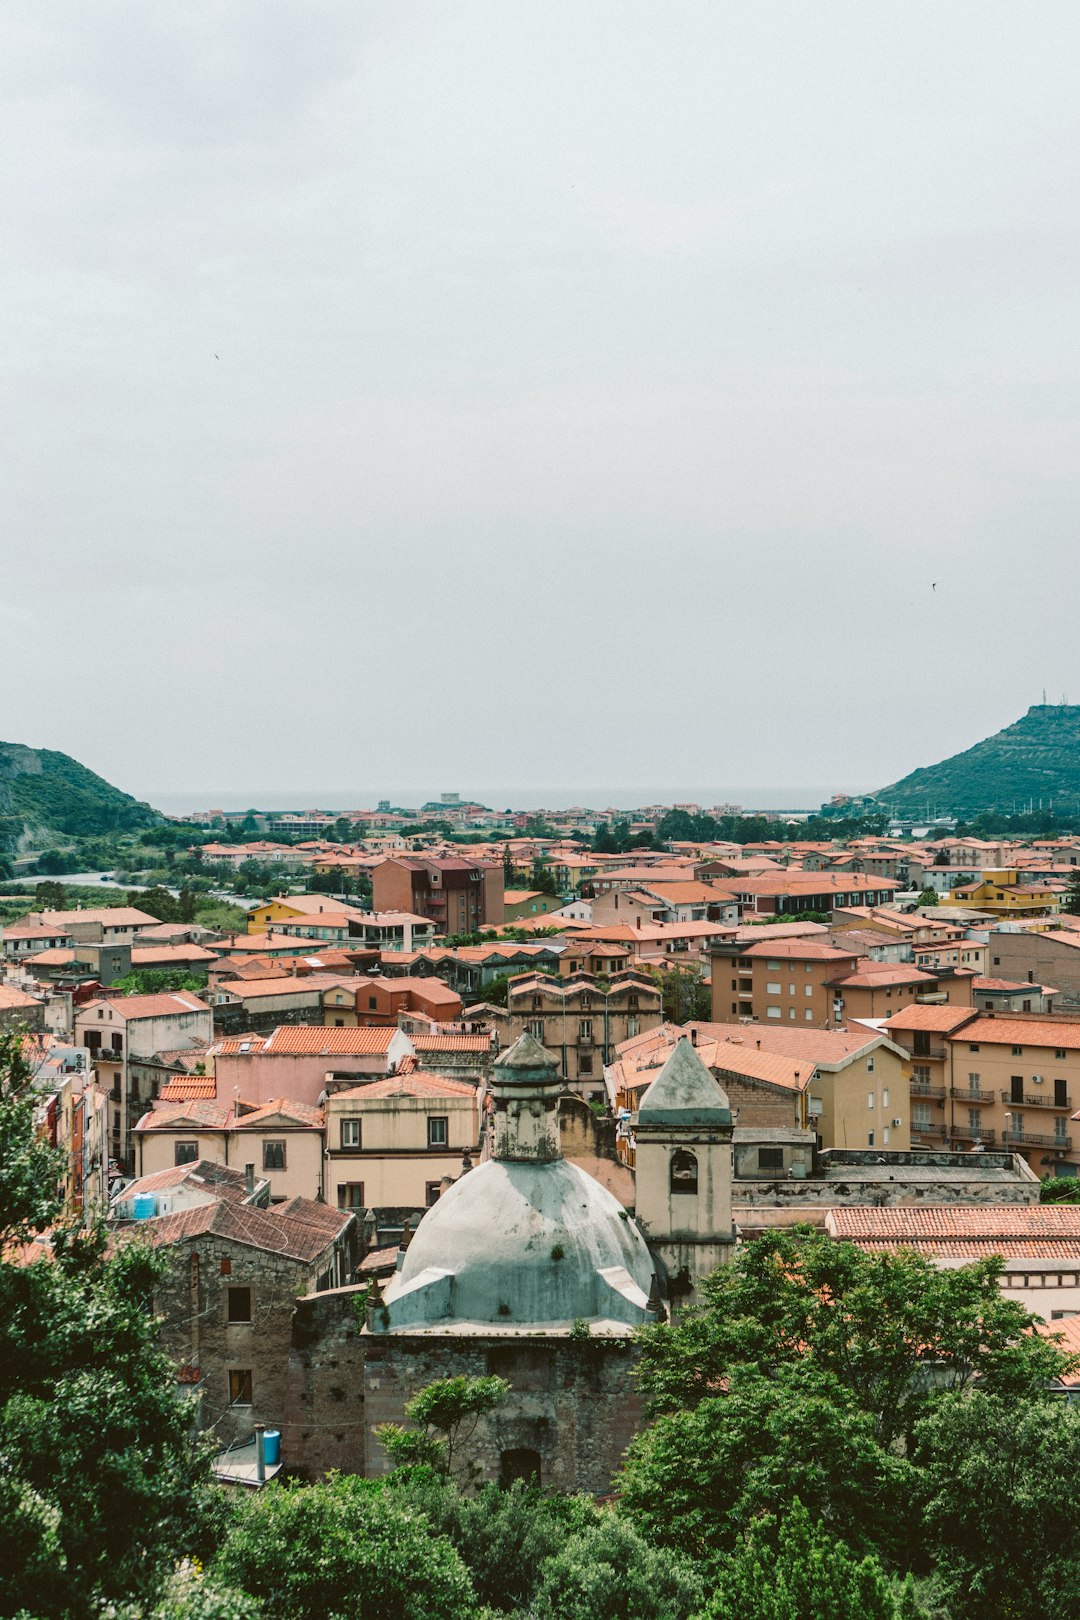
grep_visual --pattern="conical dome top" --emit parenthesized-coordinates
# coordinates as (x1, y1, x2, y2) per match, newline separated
(636, 1037, 731, 1125)
(494, 1030, 559, 1082)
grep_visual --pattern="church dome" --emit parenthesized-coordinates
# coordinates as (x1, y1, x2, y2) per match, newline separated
(380, 1156, 657, 1332)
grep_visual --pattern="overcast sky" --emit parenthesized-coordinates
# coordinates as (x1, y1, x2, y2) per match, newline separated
(3, 3, 1079, 808)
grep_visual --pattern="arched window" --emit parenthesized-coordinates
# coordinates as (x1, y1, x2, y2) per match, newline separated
(501, 1448, 541, 1488)
(670, 1148, 698, 1195)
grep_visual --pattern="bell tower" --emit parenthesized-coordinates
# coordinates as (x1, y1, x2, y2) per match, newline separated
(631, 1037, 735, 1301)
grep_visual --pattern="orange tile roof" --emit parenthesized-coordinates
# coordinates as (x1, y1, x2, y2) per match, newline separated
(741, 939, 857, 961)
(883, 1005, 978, 1033)
(412, 1033, 492, 1052)
(333, 1072, 477, 1100)
(160, 1075, 218, 1102)
(940, 1014, 1080, 1050)
(827, 964, 937, 989)
(262, 1025, 401, 1055)
(828, 1205, 1080, 1257)
(82, 992, 210, 1020)
(686, 1021, 888, 1063)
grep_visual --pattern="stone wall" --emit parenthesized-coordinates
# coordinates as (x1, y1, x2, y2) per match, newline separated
(362, 1332, 643, 1495)
(282, 1284, 368, 1479)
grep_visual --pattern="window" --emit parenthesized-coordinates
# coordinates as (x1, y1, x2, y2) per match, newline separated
(867, 1092, 875, 1110)
(882, 1088, 889, 1107)
(175, 1141, 198, 1166)
(527, 1020, 543, 1039)
(913, 1103, 932, 1127)
(758, 1147, 784, 1171)
(227, 1287, 252, 1323)
(627, 1016, 640, 1038)
(579, 1020, 593, 1041)
(767, 1007, 782, 1019)
(1056, 1049, 1068, 1061)
(337, 1182, 365, 1209)
(1012, 1045, 1023, 1056)
(867, 1131, 875, 1147)
(883, 1127, 890, 1145)
(969, 1044, 980, 1053)
(670, 1148, 698, 1194)
(913, 1065, 931, 1084)
(766, 982, 782, 995)
(220, 1257, 232, 1276)
(579, 1052, 593, 1076)
(428, 1115, 449, 1148)
(867, 1057, 875, 1073)
(263, 1141, 286, 1171)
(228, 1369, 253, 1406)
(805, 1009, 814, 1021)
(368, 996, 377, 1009)
(501, 1448, 541, 1487)
(425, 1181, 443, 1207)
(805, 984, 814, 997)
(340, 1118, 361, 1149)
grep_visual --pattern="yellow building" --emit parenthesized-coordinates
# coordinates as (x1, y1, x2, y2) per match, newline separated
(325, 1072, 479, 1212)
(946, 870, 1060, 918)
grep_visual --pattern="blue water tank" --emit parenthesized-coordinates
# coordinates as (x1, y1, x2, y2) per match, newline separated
(262, 1429, 281, 1466)
(132, 1194, 156, 1221)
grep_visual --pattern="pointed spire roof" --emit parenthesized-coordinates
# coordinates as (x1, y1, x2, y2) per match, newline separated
(635, 1037, 732, 1125)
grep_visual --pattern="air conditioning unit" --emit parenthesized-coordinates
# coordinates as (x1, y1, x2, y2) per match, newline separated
(1032, 1075, 1045, 1085)
(892, 1118, 902, 1128)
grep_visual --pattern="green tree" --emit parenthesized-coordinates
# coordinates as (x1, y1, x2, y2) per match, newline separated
(631, 1229, 1068, 1449)
(1040, 1173, 1080, 1203)
(916, 1390, 1080, 1620)
(1063, 868, 1080, 916)
(618, 1361, 914, 1565)
(128, 885, 180, 922)
(700, 1499, 923, 1620)
(376, 1375, 509, 1482)
(529, 1512, 703, 1620)
(177, 885, 196, 923)
(652, 966, 711, 1023)
(33, 879, 68, 910)
(212, 1475, 474, 1620)
(0, 1020, 213, 1616)
(915, 887, 939, 907)
(530, 855, 561, 897)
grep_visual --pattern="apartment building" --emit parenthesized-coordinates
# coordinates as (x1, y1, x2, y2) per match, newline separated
(133, 1098, 326, 1202)
(73, 992, 214, 1168)
(325, 1072, 480, 1215)
(885, 1007, 1080, 1176)
(987, 926, 1080, 1012)
(710, 938, 860, 1024)
(502, 969, 662, 1097)
(372, 856, 505, 935)
(211, 1025, 415, 1109)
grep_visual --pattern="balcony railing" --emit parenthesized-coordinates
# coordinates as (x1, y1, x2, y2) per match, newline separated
(909, 1043, 947, 1061)
(999, 1091, 1072, 1110)
(910, 1083, 946, 1099)
(1002, 1129, 1073, 1150)
(950, 1087, 994, 1104)
(911, 1123, 949, 1141)
(949, 1125, 996, 1144)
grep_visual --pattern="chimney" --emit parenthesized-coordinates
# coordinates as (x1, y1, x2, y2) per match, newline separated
(244, 1163, 254, 1195)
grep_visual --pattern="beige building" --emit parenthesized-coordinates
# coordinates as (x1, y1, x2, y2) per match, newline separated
(885, 1007, 1080, 1177)
(74, 991, 215, 1168)
(711, 939, 860, 1025)
(325, 1072, 480, 1215)
(133, 1098, 326, 1203)
(503, 969, 662, 1098)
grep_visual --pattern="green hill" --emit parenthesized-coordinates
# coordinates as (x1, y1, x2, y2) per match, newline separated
(0, 743, 160, 849)
(875, 705, 1080, 816)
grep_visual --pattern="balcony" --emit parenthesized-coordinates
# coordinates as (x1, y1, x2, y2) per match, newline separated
(950, 1087, 994, 1104)
(999, 1091, 1072, 1110)
(949, 1125, 996, 1145)
(909, 1043, 947, 1061)
(910, 1082, 946, 1100)
(1002, 1129, 1073, 1150)
(911, 1123, 949, 1142)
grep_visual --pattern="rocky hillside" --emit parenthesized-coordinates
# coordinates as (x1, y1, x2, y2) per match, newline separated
(0, 743, 160, 849)
(875, 705, 1080, 816)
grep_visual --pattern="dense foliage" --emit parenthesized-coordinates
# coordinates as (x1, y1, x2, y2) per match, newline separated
(0, 743, 159, 845)
(878, 703, 1080, 816)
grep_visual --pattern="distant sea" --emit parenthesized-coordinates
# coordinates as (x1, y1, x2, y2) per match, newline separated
(145, 785, 861, 818)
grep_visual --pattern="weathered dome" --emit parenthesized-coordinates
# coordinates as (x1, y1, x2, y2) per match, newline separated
(378, 1157, 656, 1332)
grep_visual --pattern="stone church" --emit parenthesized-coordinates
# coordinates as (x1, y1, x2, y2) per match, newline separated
(281, 1031, 735, 1490)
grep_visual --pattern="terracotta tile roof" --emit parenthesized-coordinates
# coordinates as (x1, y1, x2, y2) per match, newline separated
(2, 920, 73, 940)
(134, 1198, 351, 1263)
(136, 1101, 233, 1131)
(412, 1033, 492, 1052)
(827, 1205, 1080, 1257)
(130, 944, 219, 965)
(35, 907, 159, 928)
(233, 1097, 324, 1128)
(21, 948, 78, 966)
(227, 975, 346, 1001)
(741, 939, 857, 961)
(0, 984, 44, 1010)
(160, 1075, 218, 1102)
(883, 1005, 978, 1033)
(333, 1072, 477, 1100)
(942, 1014, 1080, 1050)
(686, 1021, 888, 1064)
(263, 1025, 401, 1054)
(82, 992, 210, 1020)
(827, 963, 938, 989)
(1039, 1314, 1080, 1383)
(119, 1160, 252, 1202)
